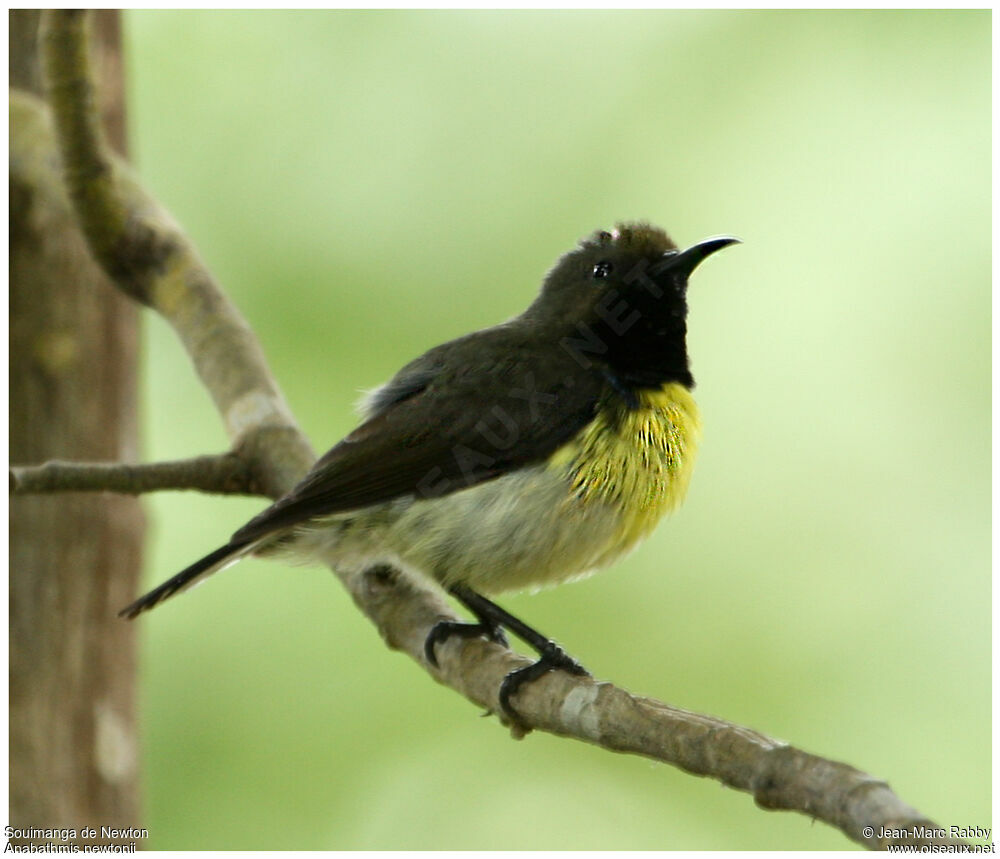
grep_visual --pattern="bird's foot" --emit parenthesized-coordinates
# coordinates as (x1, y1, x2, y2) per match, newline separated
(498, 640, 590, 722)
(427, 585, 590, 728)
(424, 619, 508, 668)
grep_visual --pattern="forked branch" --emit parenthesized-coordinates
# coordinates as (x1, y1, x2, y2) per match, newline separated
(39, 9, 312, 499)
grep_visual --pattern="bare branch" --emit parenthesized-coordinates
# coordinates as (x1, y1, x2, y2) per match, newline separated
(39, 9, 313, 499)
(33, 10, 965, 851)
(347, 564, 963, 851)
(10, 454, 262, 496)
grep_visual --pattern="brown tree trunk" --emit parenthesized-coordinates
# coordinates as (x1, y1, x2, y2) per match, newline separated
(9, 10, 144, 843)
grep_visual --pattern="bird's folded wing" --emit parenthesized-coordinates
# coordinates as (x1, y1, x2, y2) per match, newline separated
(231, 352, 605, 545)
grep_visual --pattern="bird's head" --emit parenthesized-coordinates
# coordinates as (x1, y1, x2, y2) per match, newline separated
(526, 223, 739, 390)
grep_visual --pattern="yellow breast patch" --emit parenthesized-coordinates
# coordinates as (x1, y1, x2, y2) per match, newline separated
(550, 381, 701, 552)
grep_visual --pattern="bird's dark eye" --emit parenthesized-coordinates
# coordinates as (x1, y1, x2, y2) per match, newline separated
(591, 261, 614, 279)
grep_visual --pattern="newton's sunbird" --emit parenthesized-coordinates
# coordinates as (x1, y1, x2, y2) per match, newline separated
(121, 224, 739, 719)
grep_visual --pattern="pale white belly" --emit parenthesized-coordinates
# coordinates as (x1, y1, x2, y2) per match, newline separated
(292, 464, 629, 595)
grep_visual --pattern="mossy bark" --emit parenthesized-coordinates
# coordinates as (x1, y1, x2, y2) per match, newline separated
(9, 10, 143, 841)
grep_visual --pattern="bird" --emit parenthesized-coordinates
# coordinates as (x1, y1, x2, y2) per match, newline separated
(120, 223, 738, 720)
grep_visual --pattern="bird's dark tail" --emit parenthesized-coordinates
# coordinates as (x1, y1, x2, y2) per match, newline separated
(118, 539, 258, 619)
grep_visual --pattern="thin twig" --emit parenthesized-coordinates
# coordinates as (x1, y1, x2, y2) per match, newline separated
(33, 10, 966, 850)
(10, 454, 262, 496)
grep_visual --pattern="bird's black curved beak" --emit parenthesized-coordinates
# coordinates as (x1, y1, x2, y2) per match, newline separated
(653, 236, 741, 280)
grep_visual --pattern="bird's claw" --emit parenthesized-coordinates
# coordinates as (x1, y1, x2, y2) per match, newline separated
(498, 641, 590, 722)
(423, 589, 588, 729)
(424, 619, 509, 668)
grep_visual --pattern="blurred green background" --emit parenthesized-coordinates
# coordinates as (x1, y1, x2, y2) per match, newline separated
(124, 10, 989, 850)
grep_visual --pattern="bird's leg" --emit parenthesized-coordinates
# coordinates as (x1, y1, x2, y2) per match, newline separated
(425, 583, 589, 722)
(424, 589, 509, 668)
